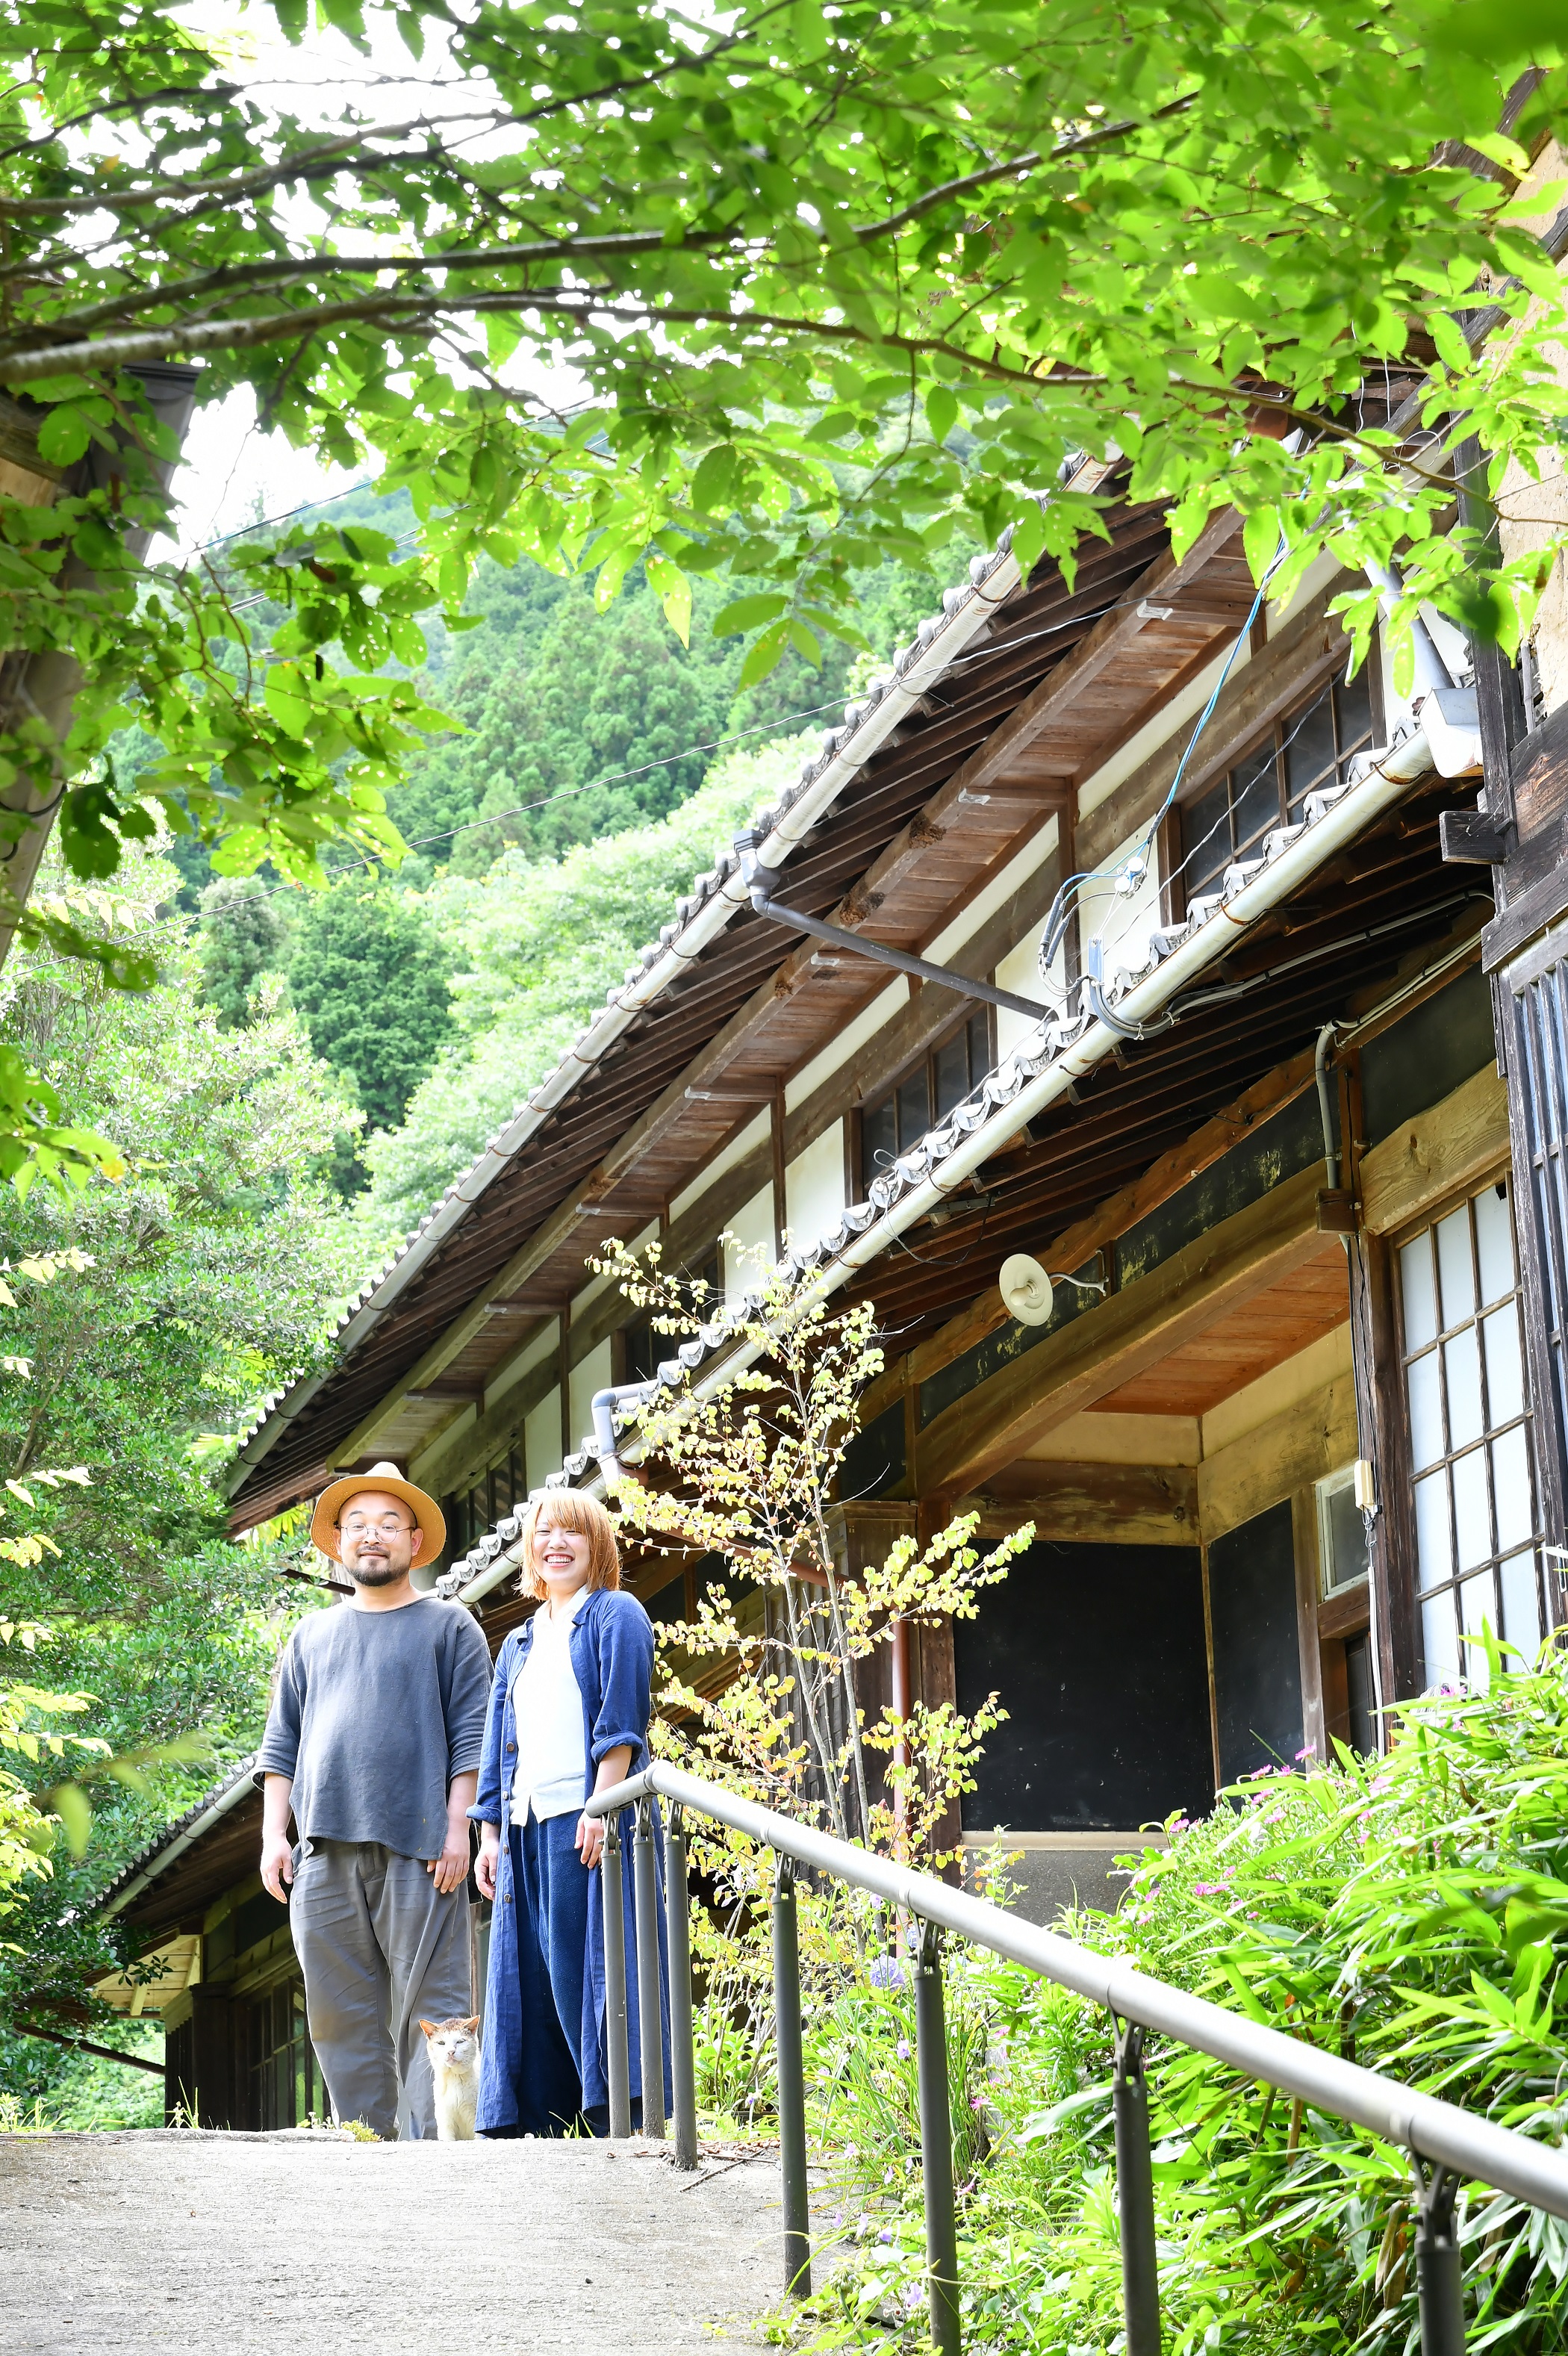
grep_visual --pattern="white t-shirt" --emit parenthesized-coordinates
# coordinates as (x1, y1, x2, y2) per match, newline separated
(511, 1588, 588, 1823)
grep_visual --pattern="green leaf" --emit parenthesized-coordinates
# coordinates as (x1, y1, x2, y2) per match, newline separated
(712, 593, 788, 638)
(738, 618, 791, 689)
(1242, 506, 1282, 585)
(35, 406, 93, 467)
(644, 550, 692, 647)
(924, 385, 959, 445)
(263, 671, 312, 739)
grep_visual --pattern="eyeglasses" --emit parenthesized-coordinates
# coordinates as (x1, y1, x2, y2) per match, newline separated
(339, 1514, 415, 1537)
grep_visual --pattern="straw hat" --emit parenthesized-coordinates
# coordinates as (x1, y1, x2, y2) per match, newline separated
(311, 1460, 447, 1566)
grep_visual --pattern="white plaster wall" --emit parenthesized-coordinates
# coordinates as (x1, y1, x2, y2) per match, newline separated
(785, 980, 906, 1114)
(670, 1110, 769, 1225)
(567, 1340, 613, 1456)
(525, 1386, 561, 1488)
(785, 1121, 844, 1252)
(994, 923, 1067, 1065)
(725, 1183, 776, 1306)
(485, 1315, 559, 1409)
(1088, 825, 1166, 986)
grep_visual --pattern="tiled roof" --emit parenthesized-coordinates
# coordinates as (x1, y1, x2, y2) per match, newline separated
(228, 506, 1056, 1500)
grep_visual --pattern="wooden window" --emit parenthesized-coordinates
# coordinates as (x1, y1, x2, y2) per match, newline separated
(860, 1010, 991, 1195)
(249, 1980, 318, 2130)
(1180, 666, 1375, 904)
(1395, 1178, 1545, 1687)
(1315, 1467, 1370, 1597)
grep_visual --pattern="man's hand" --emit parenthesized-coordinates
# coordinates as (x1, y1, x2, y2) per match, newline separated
(475, 1824, 501, 1901)
(261, 1830, 294, 1903)
(260, 1773, 296, 1902)
(426, 1823, 472, 1897)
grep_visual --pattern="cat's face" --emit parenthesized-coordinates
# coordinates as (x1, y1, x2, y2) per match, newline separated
(420, 2015, 480, 2070)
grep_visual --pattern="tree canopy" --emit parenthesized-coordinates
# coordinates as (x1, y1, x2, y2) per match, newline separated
(0, 0, 1564, 1178)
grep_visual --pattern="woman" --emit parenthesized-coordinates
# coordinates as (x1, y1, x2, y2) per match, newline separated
(470, 1490, 671, 2136)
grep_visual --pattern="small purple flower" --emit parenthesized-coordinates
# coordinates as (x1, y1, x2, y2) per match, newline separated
(878, 2228, 895, 2245)
(896, 2038, 912, 2061)
(868, 1955, 906, 1992)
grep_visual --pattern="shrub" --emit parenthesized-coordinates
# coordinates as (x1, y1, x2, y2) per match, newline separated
(760, 1639, 1568, 2355)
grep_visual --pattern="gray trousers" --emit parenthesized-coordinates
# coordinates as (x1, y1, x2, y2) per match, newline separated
(290, 1839, 472, 2140)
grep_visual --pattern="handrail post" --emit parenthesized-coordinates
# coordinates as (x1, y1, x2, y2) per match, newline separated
(915, 1921, 962, 2356)
(1112, 2015, 1161, 2356)
(773, 1853, 812, 2298)
(1413, 2154, 1465, 2356)
(667, 1803, 700, 2169)
(602, 1814, 632, 2139)
(633, 1796, 666, 2139)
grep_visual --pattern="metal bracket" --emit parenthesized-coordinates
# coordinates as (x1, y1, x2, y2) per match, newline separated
(1113, 2012, 1148, 2087)
(736, 836, 1051, 1022)
(774, 1850, 796, 1902)
(918, 1918, 944, 1974)
(1411, 2149, 1459, 2242)
(1410, 2148, 1466, 2356)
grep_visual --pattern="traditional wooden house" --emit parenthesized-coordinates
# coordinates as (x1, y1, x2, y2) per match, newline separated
(90, 393, 1568, 2113)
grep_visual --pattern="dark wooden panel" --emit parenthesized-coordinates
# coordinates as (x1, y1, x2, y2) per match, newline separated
(1207, 1499, 1304, 1783)
(953, 1540, 1212, 1830)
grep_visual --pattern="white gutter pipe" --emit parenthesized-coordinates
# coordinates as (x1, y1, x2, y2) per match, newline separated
(455, 727, 1446, 1606)
(100, 1763, 258, 1920)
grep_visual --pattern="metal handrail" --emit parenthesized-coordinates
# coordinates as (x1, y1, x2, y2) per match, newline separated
(588, 1759, 1568, 2356)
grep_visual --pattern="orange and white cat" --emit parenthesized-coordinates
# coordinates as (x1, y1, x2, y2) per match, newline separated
(420, 2015, 482, 2141)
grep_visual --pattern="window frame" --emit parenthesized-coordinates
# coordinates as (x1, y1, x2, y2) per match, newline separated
(1390, 1169, 1546, 1688)
(857, 1006, 994, 1198)
(1173, 658, 1379, 914)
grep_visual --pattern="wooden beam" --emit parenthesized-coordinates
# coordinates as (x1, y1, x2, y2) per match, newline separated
(1077, 570, 1352, 871)
(1357, 1060, 1509, 1238)
(859, 1043, 1320, 1428)
(917, 1162, 1326, 1496)
(938, 511, 1242, 807)
(1196, 1368, 1360, 1544)
(967, 1458, 1199, 1546)
(413, 1347, 561, 1499)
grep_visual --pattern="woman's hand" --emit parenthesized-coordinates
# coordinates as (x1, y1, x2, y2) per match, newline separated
(475, 1822, 501, 1900)
(577, 1744, 634, 1872)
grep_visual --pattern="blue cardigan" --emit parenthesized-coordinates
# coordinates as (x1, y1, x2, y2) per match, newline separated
(469, 1585, 671, 2130)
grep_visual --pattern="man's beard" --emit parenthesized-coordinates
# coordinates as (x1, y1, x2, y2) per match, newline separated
(349, 1558, 403, 1587)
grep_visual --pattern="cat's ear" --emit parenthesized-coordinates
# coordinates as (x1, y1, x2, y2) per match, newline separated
(418, 2020, 437, 2038)
(462, 2016, 480, 2033)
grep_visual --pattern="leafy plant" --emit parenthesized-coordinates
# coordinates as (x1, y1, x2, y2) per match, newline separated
(769, 1641, 1568, 2356)
(592, 1238, 1031, 1864)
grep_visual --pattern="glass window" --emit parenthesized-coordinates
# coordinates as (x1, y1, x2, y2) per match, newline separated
(1397, 1179, 1543, 1686)
(1316, 1467, 1370, 1595)
(860, 1011, 993, 1195)
(1182, 667, 1378, 900)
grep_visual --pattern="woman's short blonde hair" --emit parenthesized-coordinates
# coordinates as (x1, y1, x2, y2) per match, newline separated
(514, 1490, 621, 1600)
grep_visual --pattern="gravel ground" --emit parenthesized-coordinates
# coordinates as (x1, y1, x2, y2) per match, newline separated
(0, 2130, 797, 2354)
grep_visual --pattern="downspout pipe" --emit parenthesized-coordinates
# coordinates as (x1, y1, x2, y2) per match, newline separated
(736, 842, 1052, 1022)
(591, 1382, 662, 1494)
(1315, 1022, 1343, 1191)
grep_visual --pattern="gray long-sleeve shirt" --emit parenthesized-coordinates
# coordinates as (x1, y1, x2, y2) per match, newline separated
(254, 1597, 493, 1860)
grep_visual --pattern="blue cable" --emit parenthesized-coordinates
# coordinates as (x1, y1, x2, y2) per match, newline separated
(1038, 532, 1290, 981)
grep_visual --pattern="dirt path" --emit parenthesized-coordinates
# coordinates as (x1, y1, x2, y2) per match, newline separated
(1, 2130, 793, 2354)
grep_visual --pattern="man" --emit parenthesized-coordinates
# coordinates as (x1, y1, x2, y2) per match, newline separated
(256, 1459, 494, 2140)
